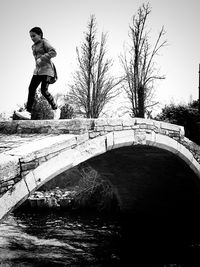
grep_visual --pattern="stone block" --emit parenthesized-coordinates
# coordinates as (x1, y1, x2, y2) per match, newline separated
(0, 154, 20, 182)
(73, 135, 107, 166)
(113, 125, 123, 131)
(0, 186, 8, 195)
(135, 118, 154, 126)
(104, 125, 114, 132)
(160, 121, 182, 134)
(146, 124, 157, 131)
(153, 133, 179, 154)
(134, 131, 146, 145)
(159, 128, 168, 135)
(106, 132, 114, 151)
(95, 126, 104, 132)
(168, 131, 180, 138)
(123, 126, 132, 130)
(0, 121, 18, 134)
(145, 131, 156, 146)
(33, 148, 75, 188)
(0, 180, 14, 187)
(113, 130, 135, 149)
(0, 178, 29, 221)
(23, 171, 37, 192)
(93, 118, 107, 127)
(21, 160, 38, 171)
(139, 124, 148, 129)
(89, 131, 100, 139)
(122, 118, 136, 127)
(131, 125, 140, 130)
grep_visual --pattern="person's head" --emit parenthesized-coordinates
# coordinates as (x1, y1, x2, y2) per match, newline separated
(29, 27, 43, 43)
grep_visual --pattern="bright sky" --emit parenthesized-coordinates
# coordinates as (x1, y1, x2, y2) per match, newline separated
(1, 0, 200, 116)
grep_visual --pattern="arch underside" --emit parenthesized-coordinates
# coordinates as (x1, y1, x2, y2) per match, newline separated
(88, 145, 200, 215)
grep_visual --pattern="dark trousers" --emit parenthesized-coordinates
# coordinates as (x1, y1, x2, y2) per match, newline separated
(26, 75, 57, 112)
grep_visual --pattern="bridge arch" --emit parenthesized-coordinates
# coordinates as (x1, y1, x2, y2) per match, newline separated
(0, 118, 200, 221)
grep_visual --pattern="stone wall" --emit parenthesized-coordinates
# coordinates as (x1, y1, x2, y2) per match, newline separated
(0, 118, 184, 137)
(89, 118, 184, 140)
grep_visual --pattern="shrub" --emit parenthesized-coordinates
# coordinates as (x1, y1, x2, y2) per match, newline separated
(73, 165, 119, 213)
(31, 92, 53, 120)
(155, 101, 200, 144)
(60, 103, 74, 119)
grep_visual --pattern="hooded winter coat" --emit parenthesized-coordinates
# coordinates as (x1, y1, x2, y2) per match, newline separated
(32, 38, 57, 77)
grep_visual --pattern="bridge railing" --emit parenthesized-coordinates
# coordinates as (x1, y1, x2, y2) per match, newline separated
(0, 118, 184, 139)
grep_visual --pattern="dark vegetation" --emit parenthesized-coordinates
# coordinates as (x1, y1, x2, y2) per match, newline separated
(155, 100, 200, 144)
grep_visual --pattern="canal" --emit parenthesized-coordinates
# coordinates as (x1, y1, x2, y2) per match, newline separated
(1, 209, 200, 266)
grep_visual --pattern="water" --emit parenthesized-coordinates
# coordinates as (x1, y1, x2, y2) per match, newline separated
(0, 211, 121, 267)
(1, 210, 200, 266)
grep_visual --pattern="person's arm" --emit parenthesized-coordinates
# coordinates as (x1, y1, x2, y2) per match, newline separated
(40, 40, 57, 63)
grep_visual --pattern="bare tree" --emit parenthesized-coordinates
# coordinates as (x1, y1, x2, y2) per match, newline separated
(69, 15, 121, 118)
(121, 3, 167, 118)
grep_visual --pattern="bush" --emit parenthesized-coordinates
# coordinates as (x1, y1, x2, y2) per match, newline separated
(60, 103, 74, 119)
(155, 101, 200, 144)
(73, 165, 119, 213)
(31, 93, 53, 120)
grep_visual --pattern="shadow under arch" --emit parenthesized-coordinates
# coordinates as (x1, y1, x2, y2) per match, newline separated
(87, 144, 200, 217)
(86, 144, 200, 262)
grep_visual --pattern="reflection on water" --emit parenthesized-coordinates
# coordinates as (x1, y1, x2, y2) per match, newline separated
(1, 211, 200, 266)
(0, 211, 121, 266)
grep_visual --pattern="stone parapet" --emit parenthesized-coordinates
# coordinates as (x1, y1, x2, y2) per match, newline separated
(0, 119, 94, 135)
(0, 118, 184, 138)
(90, 118, 184, 141)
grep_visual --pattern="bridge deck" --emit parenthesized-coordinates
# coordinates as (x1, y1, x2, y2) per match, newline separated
(0, 133, 60, 154)
(0, 133, 78, 160)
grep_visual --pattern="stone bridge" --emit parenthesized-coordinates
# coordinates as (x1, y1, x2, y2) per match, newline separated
(0, 118, 200, 222)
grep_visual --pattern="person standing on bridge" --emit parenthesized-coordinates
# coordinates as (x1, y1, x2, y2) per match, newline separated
(15, 27, 60, 120)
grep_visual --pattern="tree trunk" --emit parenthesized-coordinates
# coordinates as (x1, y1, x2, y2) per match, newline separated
(138, 85, 144, 118)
